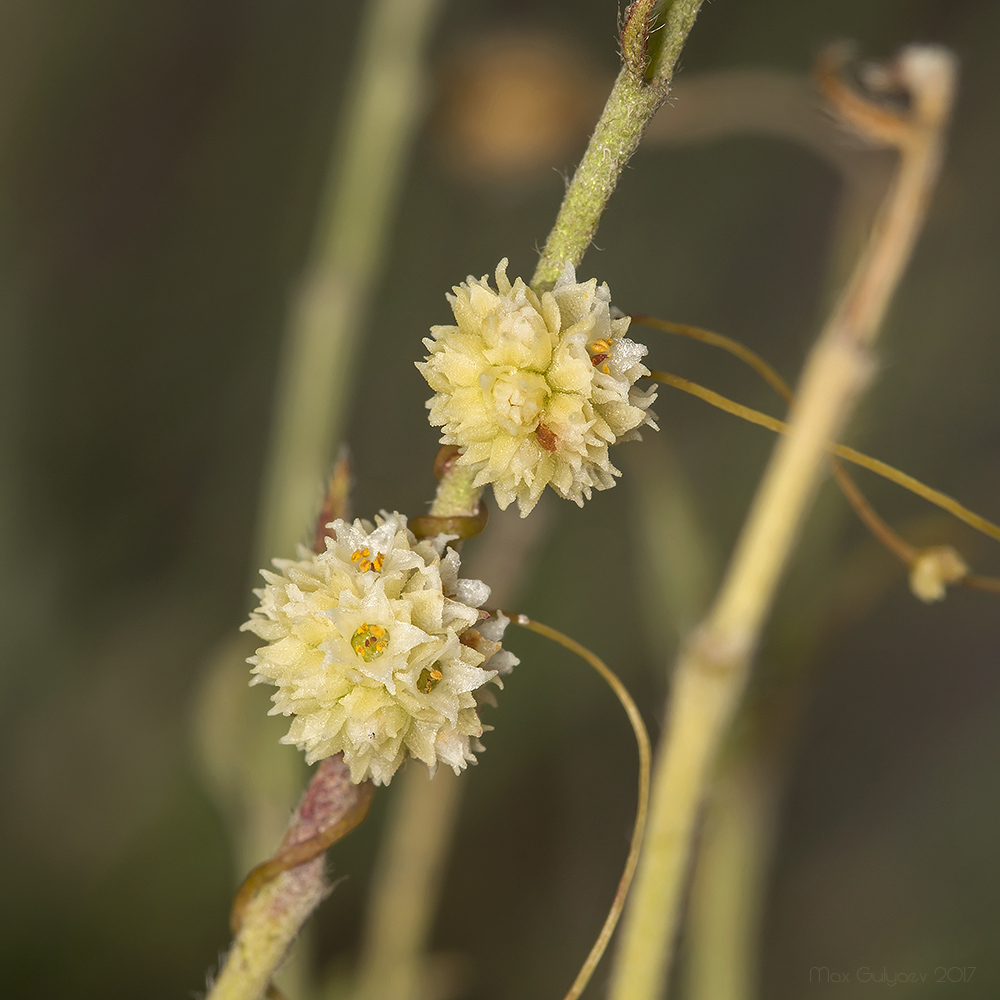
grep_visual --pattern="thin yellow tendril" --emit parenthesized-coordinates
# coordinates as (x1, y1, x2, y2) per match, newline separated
(505, 612, 651, 1000)
(635, 316, 1000, 591)
(649, 368, 1000, 546)
(230, 782, 375, 933)
(631, 315, 795, 401)
(632, 314, 920, 565)
(828, 459, 918, 564)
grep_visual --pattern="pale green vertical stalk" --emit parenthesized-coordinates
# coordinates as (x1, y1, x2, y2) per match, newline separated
(255, 0, 445, 566)
(608, 47, 955, 1000)
(352, 768, 462, 1000)
(627, 437, 718, 644)
(532, 0, 705, 289)
(682, 759, 776, 1000)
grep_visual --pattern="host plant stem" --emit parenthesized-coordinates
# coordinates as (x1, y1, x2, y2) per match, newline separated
(609, 47, 955, 1000)
(437, 0, 706, 518)
(532, 0, 705, 289)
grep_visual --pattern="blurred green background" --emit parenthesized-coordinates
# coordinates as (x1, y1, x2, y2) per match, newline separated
(2, 1, 999, 997)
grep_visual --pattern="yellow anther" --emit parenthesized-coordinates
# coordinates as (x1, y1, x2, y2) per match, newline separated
(417, 665, 444, 693)
(351, 547, 383, 573)
(351, 622, 390, 661)
(588, 338, 612, 368)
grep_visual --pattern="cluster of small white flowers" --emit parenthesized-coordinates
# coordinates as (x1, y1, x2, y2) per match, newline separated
(242, 512, 517, 785)
(417, 259, 657, 516)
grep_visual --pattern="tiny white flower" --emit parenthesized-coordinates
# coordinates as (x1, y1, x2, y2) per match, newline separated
(417, 259, 657, 515)
(909, 545, 968, 603)
(242, 512, 517, 785)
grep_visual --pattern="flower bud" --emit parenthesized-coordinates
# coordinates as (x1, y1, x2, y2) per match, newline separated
(908, 545, 968, 603)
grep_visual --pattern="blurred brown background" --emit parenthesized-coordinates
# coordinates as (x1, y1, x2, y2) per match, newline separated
(2, 1, 999, 997)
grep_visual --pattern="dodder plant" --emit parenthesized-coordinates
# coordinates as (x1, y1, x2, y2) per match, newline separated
(205, 4, 998, 1000)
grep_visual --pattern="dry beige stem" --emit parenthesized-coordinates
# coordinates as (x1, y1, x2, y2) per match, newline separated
(610, 44, 957, 1000)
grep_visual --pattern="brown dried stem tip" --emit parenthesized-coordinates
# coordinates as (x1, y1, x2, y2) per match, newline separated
(620, 0, 657, 77)
(312, 449, 353, 553)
